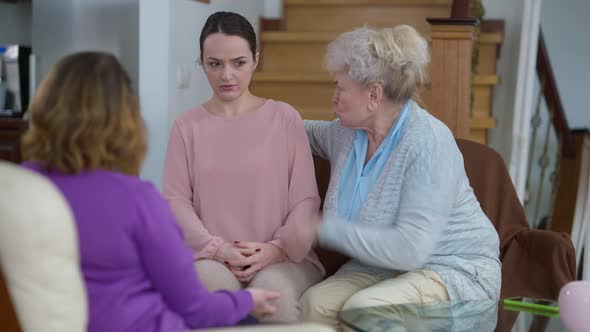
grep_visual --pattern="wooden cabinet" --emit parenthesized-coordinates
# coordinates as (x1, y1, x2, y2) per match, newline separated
(0, 119, 27, 164)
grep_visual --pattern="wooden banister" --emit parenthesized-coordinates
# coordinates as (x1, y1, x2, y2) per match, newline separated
(536, 29, 576, 158)
(451, 0, 470, 19)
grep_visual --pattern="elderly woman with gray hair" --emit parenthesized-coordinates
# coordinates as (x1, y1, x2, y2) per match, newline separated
(299, 25, 501, 327)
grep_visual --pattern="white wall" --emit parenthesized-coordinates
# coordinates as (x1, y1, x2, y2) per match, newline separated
(482, 0, 524, 163)
(0, 0, 31, 46)
(32, 0, 139, 86)
(541, 0, 590, 130)
(139, 0, 267, 188)
(138, 0, 170, 186)
(264, 0, 283, 18)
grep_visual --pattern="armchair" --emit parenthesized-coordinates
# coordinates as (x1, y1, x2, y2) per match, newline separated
(456, 139, 576, 331)
(0, 162, 87, 332)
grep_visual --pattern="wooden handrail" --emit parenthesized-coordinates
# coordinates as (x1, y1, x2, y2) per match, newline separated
(428, 0, 476, 26)
(451, 0, 470, 19)
(536, 29, 576, 158)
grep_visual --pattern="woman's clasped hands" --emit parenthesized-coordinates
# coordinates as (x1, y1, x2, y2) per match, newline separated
(214, 241, 287, 282)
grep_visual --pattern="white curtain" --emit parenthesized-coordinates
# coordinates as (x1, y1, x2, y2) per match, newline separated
(512, 2, 544, 330)
(508, 0, 543, 204)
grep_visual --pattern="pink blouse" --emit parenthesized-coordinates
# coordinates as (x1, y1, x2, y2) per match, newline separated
(163, 100, 324, 273)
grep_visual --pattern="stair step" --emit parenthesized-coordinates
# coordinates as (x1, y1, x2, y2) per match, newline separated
(296, 107, 335, 121)
(260, 32, 504, 73)
(479, 33, 503, 44)
(471, 117, 496, 129)
(252, 78, 335, 106)
(296, 106, 492, 145)
(285, 1, 451, 32)
(261, 32, 336, 43)
(251, 73, 498, 110)
(293, 106, 495, 131)
(261, 32, 503, 44)
(286, 0, 452, 7)
(253, 72, 499, 85)
(254, 72, 332, 83)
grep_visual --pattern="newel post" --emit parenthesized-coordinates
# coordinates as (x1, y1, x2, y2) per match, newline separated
(426, 18, 477, 139)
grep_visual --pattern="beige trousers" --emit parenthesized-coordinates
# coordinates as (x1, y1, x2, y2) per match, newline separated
(195, 259, 323, 323)
(299, 270, 450, 329)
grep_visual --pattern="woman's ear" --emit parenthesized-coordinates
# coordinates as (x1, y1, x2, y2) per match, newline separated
(368, 82, 384, 109)
(253, 52, 260, 70)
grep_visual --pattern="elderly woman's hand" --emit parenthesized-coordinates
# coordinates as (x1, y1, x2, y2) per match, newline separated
(228, 242, 287, 282)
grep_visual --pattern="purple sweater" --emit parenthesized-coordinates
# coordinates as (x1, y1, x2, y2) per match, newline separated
(24, 163, 253, 332)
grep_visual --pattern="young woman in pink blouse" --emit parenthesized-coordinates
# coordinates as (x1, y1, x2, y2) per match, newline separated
(163, 11, 324, 322)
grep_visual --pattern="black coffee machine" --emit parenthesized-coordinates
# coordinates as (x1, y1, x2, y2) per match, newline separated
(0, 45, 31, 118)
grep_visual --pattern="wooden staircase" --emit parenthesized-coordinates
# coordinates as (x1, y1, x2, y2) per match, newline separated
(251, 0, 503, 145)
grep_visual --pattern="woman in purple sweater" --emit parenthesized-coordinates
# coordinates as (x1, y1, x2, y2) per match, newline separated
(21, 52, 279, 332)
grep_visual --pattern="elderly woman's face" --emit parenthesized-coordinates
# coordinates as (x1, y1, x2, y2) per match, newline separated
(332, 71, 371, 128)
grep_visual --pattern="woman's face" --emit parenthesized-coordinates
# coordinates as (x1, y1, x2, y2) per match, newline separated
(202, 33, 258, 102)
(332, 71, 372, 128)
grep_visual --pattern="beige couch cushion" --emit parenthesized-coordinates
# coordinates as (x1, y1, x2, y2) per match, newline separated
(0, 162, 87, 332)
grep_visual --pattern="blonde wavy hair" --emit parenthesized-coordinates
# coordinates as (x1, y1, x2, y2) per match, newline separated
(22, 52, 146, 175)
(325, 25, 430, 103)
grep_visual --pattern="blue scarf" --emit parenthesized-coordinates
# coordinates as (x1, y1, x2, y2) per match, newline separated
(337, 100, 412, 222)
